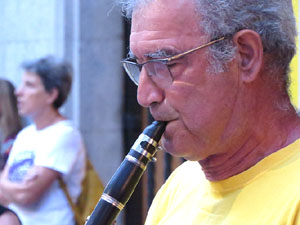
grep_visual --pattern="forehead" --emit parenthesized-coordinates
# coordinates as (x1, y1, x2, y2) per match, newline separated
(130, 0, 205, 55)
(22, 71, 42, 84)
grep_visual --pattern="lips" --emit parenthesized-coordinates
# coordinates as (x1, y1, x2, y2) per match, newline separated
(151, 113, 177, 123)
(17, 100, 24, 109)
(158, 119, 177, 140)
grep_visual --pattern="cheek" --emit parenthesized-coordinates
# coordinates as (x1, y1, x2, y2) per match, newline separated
(166, 75, 239, 136)
(166, 83, 206, 130)
(24, 92, 43, 107)
(166, 62, 211, 125)
(162, 119, 199, 157)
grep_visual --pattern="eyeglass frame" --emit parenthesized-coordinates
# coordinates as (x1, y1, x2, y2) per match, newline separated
(121, 36, 227, 86)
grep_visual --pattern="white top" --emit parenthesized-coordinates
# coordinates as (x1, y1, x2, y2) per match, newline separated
(7, 120, 86, 225)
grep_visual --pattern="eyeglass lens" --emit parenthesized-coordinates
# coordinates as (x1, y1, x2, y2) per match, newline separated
(123, 61, 173, 86)
(123, 62, 141, 85)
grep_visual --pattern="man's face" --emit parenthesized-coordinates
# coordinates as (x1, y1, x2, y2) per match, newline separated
(130, 0, 241, 161)
(15, 72, 53, 118)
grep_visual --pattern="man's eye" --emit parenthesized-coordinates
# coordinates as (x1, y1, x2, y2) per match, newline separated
(128, 59, 138, 64)
(167, 63, 177, 68)
(166, 61, 185, 78)
(167, 61, 181, 69)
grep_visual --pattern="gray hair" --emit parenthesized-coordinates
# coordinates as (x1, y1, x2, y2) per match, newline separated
(117, 0, 297, 80)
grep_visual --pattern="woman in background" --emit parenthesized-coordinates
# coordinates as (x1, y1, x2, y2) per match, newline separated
(0, 79, 22, 225)
(0, 56, 86, 225)
(0, 79, 22, 169)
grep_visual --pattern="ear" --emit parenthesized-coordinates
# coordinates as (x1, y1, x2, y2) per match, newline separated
(233, 30, 263, 83)
(46, 88, 59, 105)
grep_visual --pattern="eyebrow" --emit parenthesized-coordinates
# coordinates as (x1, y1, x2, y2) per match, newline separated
(127, 48, 178, 61)
(127, 50, 136, 59)
(144, 49, 174, 59)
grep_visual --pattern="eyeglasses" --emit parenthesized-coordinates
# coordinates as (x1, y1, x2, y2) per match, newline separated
(121, 36, 226, 87)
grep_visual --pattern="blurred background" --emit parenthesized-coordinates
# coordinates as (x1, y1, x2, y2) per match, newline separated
(0, 0, 298, 224)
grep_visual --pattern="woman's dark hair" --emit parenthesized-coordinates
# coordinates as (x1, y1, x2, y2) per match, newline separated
(0, 79, 22, 141)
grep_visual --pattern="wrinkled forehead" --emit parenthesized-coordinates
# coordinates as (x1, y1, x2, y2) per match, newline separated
(131, 0, 200, 34)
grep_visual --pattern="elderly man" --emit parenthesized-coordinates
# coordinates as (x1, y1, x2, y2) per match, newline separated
(119, 0, 300, 224)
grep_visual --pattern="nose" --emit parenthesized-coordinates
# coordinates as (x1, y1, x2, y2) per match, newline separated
(15, 85, 23, 97)
(137, 69, 164, 108)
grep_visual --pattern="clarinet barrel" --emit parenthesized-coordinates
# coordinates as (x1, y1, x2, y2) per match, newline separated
(85, 121, 167, 225)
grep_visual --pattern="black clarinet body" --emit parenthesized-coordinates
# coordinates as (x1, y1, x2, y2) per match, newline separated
(85, 121, 167, 225)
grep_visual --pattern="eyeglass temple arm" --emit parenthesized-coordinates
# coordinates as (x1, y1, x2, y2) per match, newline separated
(167, 36, 226, 62)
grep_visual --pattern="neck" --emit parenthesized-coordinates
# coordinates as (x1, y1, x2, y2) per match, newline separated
(199, 136, 276, 181)
(200, 110, 300, 181)
(33, 107, 64, 130)
(200, 92, 300, 181)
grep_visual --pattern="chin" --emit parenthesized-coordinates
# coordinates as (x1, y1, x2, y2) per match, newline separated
(161, 136, 206, 161)
(19, 109, 28, 116)
(161, 136, 187, 158)
(18, 109, 31, 117)
(18, 110, 25, 116)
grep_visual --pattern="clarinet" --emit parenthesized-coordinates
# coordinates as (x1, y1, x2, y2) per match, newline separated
(85, 121, 167, 225)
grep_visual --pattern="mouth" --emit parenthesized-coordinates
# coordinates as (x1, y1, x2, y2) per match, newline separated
(17, 101, 24, 110)
(150, 110, 179, 142)
(156, 119, 176, 143)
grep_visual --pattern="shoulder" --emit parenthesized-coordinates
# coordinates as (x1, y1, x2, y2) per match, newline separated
(14, 124, 35, 140)
(174, 160, 202, 173)
(146, 161, 205, 224)
(19, 124, 35, 133)
(41, 120, 85, 151)
(153, 161, 204, 203)
(43, 120, 82, 140)
(164, 161, 204, 189)
(49, 120, 78, 133)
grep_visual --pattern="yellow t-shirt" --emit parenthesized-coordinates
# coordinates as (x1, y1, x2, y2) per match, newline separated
(145, 139, 300, 225)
